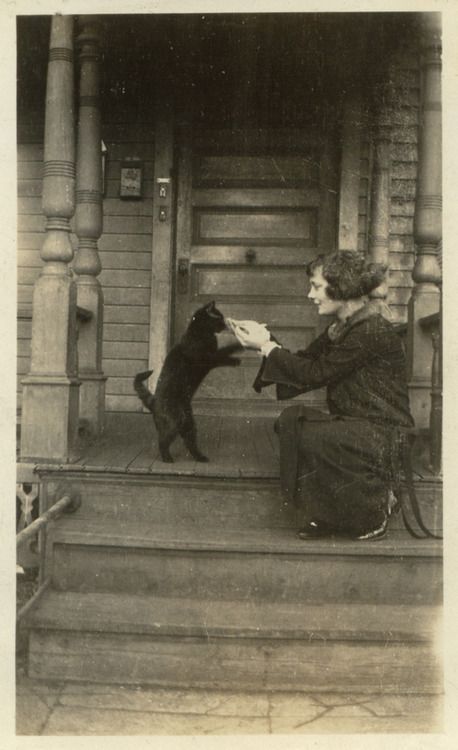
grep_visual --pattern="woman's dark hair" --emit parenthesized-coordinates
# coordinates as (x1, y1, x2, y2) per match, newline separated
(306, 251, 387, 301)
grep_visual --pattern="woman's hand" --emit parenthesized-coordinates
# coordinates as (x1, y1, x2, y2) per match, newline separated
(227, 319, 271, 350)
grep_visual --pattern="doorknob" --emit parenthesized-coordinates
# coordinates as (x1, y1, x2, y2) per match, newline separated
(245, 248, 257, 264)
(177, 258, 189, 294)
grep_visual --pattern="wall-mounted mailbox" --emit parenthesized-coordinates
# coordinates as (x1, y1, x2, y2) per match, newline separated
(120, 158, 143, 199)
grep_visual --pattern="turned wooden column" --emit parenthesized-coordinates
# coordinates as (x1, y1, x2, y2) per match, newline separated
(74, 16, 106, 438)
(407, 13, 442, 427)
(20, 16, 80, 462)
(368, 112, 392, 317)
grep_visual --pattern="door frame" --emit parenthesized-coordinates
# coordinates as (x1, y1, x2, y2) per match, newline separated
(147, 101, 175, 388)
(147, 93, 363, 383)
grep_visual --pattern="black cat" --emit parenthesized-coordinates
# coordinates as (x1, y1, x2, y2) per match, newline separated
(134, 301, 241, 463)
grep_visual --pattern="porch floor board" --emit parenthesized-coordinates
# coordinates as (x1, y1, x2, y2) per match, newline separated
(28, 413, 439, 484)
(73, 415, 281, 479)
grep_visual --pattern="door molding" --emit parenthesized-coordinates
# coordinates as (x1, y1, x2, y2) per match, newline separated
(148, 101, 175, 388)
(338, 92, 362, 252)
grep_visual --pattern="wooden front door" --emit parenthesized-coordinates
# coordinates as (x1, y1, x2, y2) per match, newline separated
(173, 129, 338, 415)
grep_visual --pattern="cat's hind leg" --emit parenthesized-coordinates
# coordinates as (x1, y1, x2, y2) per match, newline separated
(153, 412, 178, 463)
(179, 411, 208, 462)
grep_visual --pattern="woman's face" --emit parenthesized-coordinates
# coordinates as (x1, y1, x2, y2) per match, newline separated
(307, 267, 343, 317)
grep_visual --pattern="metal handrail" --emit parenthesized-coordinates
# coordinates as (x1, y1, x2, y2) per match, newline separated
(16, 489, 81, 623)
(17, 579, 51, 623)
(16, 493, 81, 547)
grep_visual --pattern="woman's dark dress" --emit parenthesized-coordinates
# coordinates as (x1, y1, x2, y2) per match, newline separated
(257, 307, 414, 535)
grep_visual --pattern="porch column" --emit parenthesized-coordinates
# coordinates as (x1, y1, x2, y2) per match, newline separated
(20, 16, 80, 462)
(407, 13, 442, 427)
(368, 112, 392, 315)
(74, 16, 106, 438)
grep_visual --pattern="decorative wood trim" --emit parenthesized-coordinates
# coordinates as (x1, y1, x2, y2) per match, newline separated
(369, 112, 392, 304)
(148, 101, 175, 387)
(338, 93, 362, 251)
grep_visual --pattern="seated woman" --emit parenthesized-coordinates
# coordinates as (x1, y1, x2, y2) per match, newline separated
(231, 251, 414, 541)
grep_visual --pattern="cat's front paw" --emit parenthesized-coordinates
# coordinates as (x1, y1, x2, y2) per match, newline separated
(195, 453, 209, 462)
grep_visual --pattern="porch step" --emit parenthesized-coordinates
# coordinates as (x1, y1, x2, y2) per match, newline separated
(24, 591, 442, 693)
(39, 471, 442, 533)
(42, 474, 296, 530)
(48, 521, 442, 606)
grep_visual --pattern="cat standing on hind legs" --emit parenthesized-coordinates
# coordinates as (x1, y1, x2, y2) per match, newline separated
(134, 301, 241, 463)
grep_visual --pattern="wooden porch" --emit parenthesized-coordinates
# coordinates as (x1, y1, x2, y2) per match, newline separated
(52, 415, 280, 479)
(34, 411, 441, 491)
(16, 13, 443, 696)
(19, 413, 443, 692)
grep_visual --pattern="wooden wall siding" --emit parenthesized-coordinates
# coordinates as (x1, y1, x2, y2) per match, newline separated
(17, 128, 155, 414)
(358, 51, 420, 325)
(89, 130, 155, 414)
(17, 143, 43, 412)
(17, 50, 421, 414)
(386, 53, 420, 324)
(355, 53, 420, 325)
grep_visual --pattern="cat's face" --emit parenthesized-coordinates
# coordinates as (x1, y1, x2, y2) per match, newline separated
(191, 301, 226, 332)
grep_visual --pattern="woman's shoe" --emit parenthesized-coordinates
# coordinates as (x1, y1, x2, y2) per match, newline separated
(297, 520, 337, 539)
(353, 516, 388, 541)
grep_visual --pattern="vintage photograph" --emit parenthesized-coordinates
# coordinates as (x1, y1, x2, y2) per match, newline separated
(15, 6, 443, 737)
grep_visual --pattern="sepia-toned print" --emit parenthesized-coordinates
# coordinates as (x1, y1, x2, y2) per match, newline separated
(15, 8, 443, 737)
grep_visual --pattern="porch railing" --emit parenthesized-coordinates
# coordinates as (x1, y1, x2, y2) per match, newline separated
(16, 487, 81, 623)
(395, 309, 441, 476)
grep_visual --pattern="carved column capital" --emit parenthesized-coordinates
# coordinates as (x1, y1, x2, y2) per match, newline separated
(420, 12, 442, 60)
(77, 16, 102, 54)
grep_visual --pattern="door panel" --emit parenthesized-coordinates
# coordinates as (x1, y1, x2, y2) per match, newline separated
(174, 129, 337, 412)
(194, 207, 317, 245)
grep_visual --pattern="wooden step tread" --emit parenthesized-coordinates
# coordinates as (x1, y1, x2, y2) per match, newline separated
(24, 590, 440, 642)
(51, 520, 443, 558)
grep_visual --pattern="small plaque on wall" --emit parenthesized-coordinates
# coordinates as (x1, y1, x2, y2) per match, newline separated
(120, 159, 143, 199)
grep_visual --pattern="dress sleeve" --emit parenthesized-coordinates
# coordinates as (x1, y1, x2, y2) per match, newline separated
(261, 322, 374, 390)
(294, 328, 331, 358)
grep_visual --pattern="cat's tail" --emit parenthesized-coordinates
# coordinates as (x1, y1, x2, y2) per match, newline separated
(134, 369, 155, 412)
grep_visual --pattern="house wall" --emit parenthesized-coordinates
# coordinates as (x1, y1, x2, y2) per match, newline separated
(388, 48, 421, 325)
(17, 122, 155, 415)
(357, 46, 420, 324)
(17, 47, 421, 415)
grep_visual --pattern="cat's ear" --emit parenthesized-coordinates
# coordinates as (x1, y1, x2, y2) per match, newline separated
(204, 300, 216, 311)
